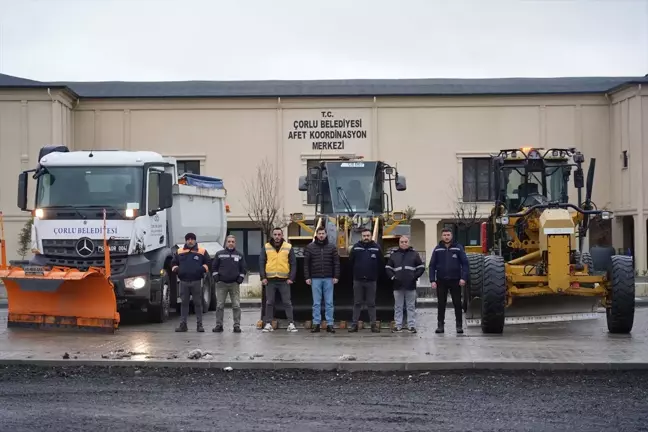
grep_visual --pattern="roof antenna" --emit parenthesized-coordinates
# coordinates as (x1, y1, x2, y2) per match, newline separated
(89, 149, 94, 158)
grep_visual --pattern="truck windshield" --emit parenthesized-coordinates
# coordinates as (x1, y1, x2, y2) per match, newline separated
(36, 166, 143, 208)
(325, 162, 377, 214)
(502, 166, 569, 210)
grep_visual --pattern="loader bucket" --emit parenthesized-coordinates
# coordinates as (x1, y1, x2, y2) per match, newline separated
(466, 294, 601, 327)
(0, 266, 120, 333)
(262, 255, 395, 326)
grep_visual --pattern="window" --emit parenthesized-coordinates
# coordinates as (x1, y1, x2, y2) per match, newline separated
(462, 157, 495, 202)
(622, 151, 628, 169)
(147, 170, 160, 212)
(444, 222, 481, 246)
(177, 160, 201, 175)
(306, 159, 334, 204)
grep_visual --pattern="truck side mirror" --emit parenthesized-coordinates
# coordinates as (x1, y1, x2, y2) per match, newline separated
(298, 175, 308, 191)
(17, 171, 28, 211)
(395, 174, 407, 191)
(159, 172, 173, 209)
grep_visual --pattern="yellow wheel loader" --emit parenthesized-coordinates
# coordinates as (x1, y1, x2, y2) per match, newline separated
(256, 157, 410, 331)
(465, 147, 635, 334)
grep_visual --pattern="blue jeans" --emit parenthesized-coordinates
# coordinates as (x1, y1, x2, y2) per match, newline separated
(311, 278, 334, 325)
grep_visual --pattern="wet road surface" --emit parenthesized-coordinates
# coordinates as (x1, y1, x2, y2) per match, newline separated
(0, 365, 647, 432)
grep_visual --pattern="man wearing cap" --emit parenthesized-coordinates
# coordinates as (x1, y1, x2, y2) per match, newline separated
(171, 232, 210, 332)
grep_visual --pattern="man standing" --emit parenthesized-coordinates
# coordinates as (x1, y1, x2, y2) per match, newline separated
(259, 227, 298, 332)
(385, 235, 425, 333)
(211, 235, 247, 333)
(348, 228, 383, 333)
(428, 228, 469, 334)
(304, 226, 340, 333)
(171, 232, 210, 333)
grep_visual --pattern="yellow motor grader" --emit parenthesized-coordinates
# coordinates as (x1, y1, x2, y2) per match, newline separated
(464, 147, 635, 334)
(257, 156, 412, 330)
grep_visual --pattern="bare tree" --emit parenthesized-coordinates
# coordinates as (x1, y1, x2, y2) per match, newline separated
(449, 182, 484, 236)
(242, 157, 288, 241)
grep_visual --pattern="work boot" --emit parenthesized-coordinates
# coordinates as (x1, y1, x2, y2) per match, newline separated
(175, 322, 188, 332)
(348, 324, 358, 332)
(408, 327, 417, 334)
(197, 324, 205, 333)
(456, 324, 464, 334)
(233, 325, 241, 333)
(311, 325, 320, 333)
(370, 323, 380, 333)
(326, 325, 335, 333)
(435, 324, 444, 334)
(212, 325, 223, 333)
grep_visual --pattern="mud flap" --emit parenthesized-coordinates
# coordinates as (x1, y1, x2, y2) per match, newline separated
(465, 295, 601, 327)
(0, 267, 120, 333)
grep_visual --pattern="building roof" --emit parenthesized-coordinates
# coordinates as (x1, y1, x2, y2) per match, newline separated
(1, 72, 647, 99)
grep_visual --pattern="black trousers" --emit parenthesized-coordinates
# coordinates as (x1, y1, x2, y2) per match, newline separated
(436, 279, 462, 326)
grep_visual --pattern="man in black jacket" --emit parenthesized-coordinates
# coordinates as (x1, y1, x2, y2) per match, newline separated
(428, 228, 469, 334)
(211, 235, 248, 333)
(304, 226, 340, 333)
(171, 232, 210, 333)
(348, 228, 383, 333)
(385, 235, 425, 333)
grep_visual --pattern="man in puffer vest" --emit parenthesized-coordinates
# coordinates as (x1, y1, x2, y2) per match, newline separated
(259, 227, 298, 332)
(304, 226, 340, 333)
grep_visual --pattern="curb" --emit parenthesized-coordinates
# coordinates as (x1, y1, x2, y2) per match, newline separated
(0, 358, 647, 371)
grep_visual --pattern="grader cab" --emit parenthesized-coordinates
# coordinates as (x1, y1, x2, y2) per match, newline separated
(258, 157, 410, 330)
(465, 147, 635, 334)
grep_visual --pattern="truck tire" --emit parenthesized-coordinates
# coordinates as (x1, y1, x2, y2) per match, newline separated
(148, 273, 171, 324)
(201, 274, 211, 314)
(481, 255, 506, 334)
(606, 255, 635, 334)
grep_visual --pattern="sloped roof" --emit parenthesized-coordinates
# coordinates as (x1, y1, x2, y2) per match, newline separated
(1, 72, 646, 99)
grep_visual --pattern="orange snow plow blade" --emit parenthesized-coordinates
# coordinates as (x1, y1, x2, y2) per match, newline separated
(0, 266, 120, 332)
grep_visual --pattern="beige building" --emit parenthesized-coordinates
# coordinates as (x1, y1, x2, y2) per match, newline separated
(1, 72, 647, 273)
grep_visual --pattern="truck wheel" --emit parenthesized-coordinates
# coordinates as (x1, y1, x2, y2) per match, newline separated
(481, 255, 506, 334)
(148, 273, 170, 324)
(606, 255, 635, 334)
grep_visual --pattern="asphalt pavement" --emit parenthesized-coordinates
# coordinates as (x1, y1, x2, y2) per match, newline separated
(0, 365, 646, 432)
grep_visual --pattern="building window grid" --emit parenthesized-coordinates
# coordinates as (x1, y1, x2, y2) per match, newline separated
(177, 160, 201, 176)
(462, 157, 495, 202)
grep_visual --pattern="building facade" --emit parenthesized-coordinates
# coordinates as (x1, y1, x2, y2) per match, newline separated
(0, 73, 647, 273)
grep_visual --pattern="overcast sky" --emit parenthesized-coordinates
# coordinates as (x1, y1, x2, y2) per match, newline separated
(0, 0, 646, 82)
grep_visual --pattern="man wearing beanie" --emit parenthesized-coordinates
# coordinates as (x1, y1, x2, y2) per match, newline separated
(171, 232, 210, 332)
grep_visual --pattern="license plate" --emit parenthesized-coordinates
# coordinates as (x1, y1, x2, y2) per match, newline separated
(23, 265, 45, 276)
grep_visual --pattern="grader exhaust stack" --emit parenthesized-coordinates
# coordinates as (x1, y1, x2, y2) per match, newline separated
(0, 209, 120, 333)
(463, 147, 635, 334)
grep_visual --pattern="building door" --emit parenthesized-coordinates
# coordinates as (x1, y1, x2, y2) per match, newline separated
(227, 228, 263, 273)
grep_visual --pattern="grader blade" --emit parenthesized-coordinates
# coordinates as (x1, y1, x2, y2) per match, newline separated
(0, 266, 120, 332)
(465, 295, 601, 327)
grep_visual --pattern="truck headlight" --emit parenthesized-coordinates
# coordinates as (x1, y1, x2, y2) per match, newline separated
(601, 211, 612, 220)
(34, 208, 44, 219)
(125, 276, 147, 289)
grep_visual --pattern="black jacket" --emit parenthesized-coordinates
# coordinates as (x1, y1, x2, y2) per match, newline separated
(304, 237, 340, 280)
(385, 247, 425, 291)
(212, 247, 247, 284)
(171, 243, 210, 282)
(428, 241, 469, 282)
(349, 240, 383, 281)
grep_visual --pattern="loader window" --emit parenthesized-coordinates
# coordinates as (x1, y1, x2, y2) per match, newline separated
(325, 162, 379, 214)
(36, 166, 142, 208)
(147, 170, 160, 212)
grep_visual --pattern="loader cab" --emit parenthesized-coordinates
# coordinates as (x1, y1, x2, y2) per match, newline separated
(298, 159, 406, 217)
(494, 147, 573, 212)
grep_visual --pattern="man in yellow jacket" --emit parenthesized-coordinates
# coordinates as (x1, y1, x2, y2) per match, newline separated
(259, 227, 298, 332)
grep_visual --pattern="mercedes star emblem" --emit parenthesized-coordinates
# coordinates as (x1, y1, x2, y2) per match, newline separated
(75, 237, 95, 257)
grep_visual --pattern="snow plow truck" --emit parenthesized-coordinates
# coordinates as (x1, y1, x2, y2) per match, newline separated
(0, 145, 228, 333)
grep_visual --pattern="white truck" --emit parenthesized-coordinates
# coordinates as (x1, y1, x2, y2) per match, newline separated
(16, 145, 227, 323)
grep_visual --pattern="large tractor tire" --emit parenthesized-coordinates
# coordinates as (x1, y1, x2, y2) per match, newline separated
(467, 253, 484, 297)
(481, 255, 506, 334)
(148, 272, 171, 324)
(606, 255, 635, 334)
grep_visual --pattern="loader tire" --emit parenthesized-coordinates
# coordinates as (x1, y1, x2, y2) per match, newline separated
(148, 273, 171, 323)
(481, 255, 506, 334)
(467, 253, 484, 298)
(606, 255, 635, 334)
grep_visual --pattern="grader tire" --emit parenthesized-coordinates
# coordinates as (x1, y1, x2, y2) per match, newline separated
(580, 251, 595, 288)
(467, 253, 484, 298)
(481, 255, 506, 334)
(606, 255, 635, 334)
